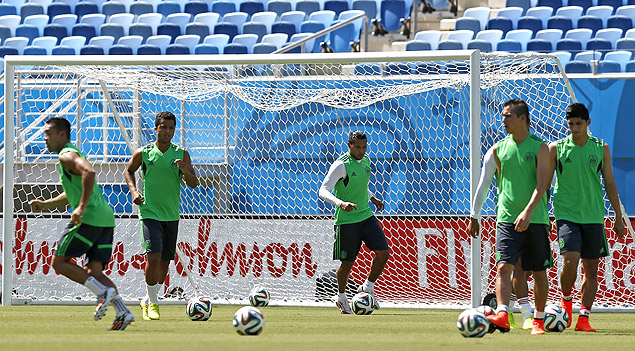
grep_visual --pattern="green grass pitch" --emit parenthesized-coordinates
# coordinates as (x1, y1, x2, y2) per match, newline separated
(2, 305, 635, 351)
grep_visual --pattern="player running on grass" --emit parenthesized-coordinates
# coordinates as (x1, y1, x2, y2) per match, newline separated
(125, 111, 198, 321)
(318, 130, 389, 314)
(548, 102, 627, 332)
(468, 99, 552, 335)
(30, 117, 134, 330)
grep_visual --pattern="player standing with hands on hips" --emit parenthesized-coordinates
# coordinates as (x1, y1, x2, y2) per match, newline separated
(548, 102, 627, 332)
(125, 111, 198, 321)
(319, 131, 390, 314)
(30, 117, 134, 330)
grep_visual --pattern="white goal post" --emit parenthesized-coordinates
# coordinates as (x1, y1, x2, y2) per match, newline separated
(3, 51, 627, 310)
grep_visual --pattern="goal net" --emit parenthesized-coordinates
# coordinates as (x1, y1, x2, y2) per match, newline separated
(2, 52, 631, 309)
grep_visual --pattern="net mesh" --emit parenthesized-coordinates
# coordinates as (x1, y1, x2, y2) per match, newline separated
(3, 53, 632, 309)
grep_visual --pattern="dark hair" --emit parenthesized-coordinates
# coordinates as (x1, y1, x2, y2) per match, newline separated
(44, 117, 71, 138)
(155, 111, 176, 127)
(565, 103, 589, 121)
(504, 99, 530, 127)
(348, 130, 367, 144)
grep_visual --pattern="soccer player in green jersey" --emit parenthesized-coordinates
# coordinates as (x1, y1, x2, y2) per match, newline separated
(30, 118, 134, 330)
(318, 131, 389, 314)
(468, 99, 552, 335)
(548, 103, 626, 332)
(124, 111, 198, 321)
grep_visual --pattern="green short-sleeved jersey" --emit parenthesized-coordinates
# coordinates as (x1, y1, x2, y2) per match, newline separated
(59, 143, 115, 227)
(495, 134, 549, 224)
(554, 135, 605, 224)
(333, 153, 374, 225)
(138, 142, 184, 221)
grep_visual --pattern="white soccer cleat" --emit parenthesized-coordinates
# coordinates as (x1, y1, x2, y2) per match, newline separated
(357, 285, 380, 309)
(336, 299, 352, 314)
(94, 287, 116, 321)
(109, 311, 135, 331)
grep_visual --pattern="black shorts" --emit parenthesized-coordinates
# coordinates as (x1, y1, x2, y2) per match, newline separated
(141, 218, 179, 261)
(333, 216, 389, 262)
(557, 220, 609, 259)
(495, 222, 553, 271)
(53, 222, 114, 267)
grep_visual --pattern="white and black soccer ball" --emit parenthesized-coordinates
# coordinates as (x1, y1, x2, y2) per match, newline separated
(544, 304, 569, 332)
(186, 296, 213, 321)
(233, 306, 265, 336)
(350, 292, 377, 315)
(457, 308, 490, 338)
(248, 286, 270, 307)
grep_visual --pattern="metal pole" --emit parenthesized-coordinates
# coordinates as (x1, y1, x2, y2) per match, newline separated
(3, 61, 15, 306)
(469, 50, 482, 308)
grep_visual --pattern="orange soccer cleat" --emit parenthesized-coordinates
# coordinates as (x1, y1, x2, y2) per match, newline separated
(561, 298, 573, 328)
(575, 316, 596, 332)
(530, 318, 545, 335)
(487, 311, 511, 333)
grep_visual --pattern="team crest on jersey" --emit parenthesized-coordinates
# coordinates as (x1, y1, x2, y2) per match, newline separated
(588, 155, 599, 167)
(171, 159, 178, 168)
(524, 152, 536, 163)
(365, 166, 371, 174)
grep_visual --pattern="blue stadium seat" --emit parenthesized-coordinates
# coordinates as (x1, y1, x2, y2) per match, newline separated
(604, 50, 632, 71)
(475, 29, 503, 50)
(214, 22, 239, 41)
(445, 30, 474, 49)
(174, 34, 199, 52)
(272, 21, 297, 38)
(51, 45, 75, 55)
(555, 6, 583, 25)
(117, 35, 143, 53)
(324, 0, 349, 17)
(100, 24, 124, 42)
(15, 25, 38, 44)
(3, 36, 28, 54)
(145, 35, 171, 53)
(0, 4, 17, 16)
(597, 60, 621, 73)
(414, 30, 442, 50)
(527, 39, 553, 52)
(505, 0, 531, 16)
(504, 29, 533, 51)
(101, 1, 126, 19)
(300, 20, 325, 53)
(130, 2, 154, 18)
(43, 23, 68, 44)
(47, 3, 71, 19)
(565, 61, 591, 72)
(23, 46, 47, 55)
(137, 44, 161, 54)
(80, 45, 104, 55)
(463, 7, 491, 31)
(268, 1, 292, 18)
(437, 40, 463, 50)
(308, 10, 336, 28)
(280, 11, 306, 32)
(598, 0, 622, 12)
(59, 35, 85, 54)
(487, 18, 513, 36)
(497, 39, 522, 52)
(586, 5, 613, 27)
(203, 33, 230, 52)
(165, 43, 190, 54)
(240, 1, 265, 20)
(211, 1, 236, 18)
(454, 17, 479, 37)
(20, 4, 44, 21)
(243, 22, 267, 41)
(564, 28, 592, 48)
(193, 12, 220, 33)
(496, 7, 523, 28)
(129, 23, 153, 43)
(535, 28, 563, 49)
(547, 16, 572, 33)
(252, 42, 277, 53)
(405, 40, 431, 51)
(526, 7, 553, 27)
(156, 1, 181, 18)
(194, 43, 219, 54)
(575, 50, 602, 62)
(552, 50, 572, 66)
(352, 0, 377, 29)
(296, 1, 320, 16)
(577, 15, 602, 36)
(625, 60, 635, 72)
(0, 26, 10, 45)
(537, 0, 563, 15)
(185, 23, 209, 42)
(109, 44, 133, 55)
(184, 2, 208, 17)
(31, 36, 56, 53)
(232, 33, 258, 53)
(556, 38, 582, 54)
(607, 15, 632, 34)
(567, 0, 592, 12)
(518, 17, 542, 38)
(617, 38, 635, 51)
(379, 0, 406, 32)
(467, 40, 492, 52)
(75, 2, 98, 19)
(157, 23, 181, 43)
(224, 43, 248, 54)
(250, 11, 276, 33)
(261, 32, 288, 49)
(586, 38, 611, 55)
(596, 28, 623, 49)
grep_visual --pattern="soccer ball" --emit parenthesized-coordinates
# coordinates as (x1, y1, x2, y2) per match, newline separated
(233, 306, 265, 335)
(248, 286, 270, 307)
(457, 308, 490, 338)
(186, 296, 213, 321)
(474, 305, 497, 333)
(544, 304, 569, 332)
(350, 292, 377, 315)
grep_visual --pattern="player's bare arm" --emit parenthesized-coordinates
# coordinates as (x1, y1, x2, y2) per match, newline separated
(30, 193, 68, 211)
(124, 149, 145, 205)
(370, 196, 384, 211)
(515, 143, 550, 232)
(176, 150, 198, 188)
(60, 151, 96, 225)
(601, 143, 626, 240)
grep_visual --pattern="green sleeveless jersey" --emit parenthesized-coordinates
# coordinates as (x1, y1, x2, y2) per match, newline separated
(495, 134, 549, 224)
(58, 143, 115, 227)
(333, 153, 374, 225)
(554, 135, 605, 223)
(139, 142, 185, 221)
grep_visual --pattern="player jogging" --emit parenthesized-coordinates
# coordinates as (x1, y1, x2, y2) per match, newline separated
(548, 102, 626, 332)
(30, 117, 134, 330)
(318, 131, 390, 314)
(468, 99, 552, 335)
(124, 111, 198, 320)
